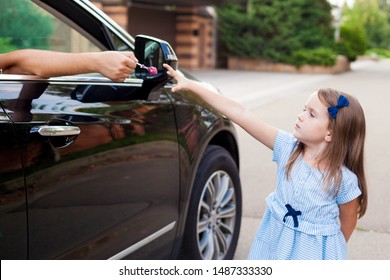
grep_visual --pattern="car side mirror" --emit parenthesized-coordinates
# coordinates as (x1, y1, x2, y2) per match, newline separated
(134, 35, 178, 80)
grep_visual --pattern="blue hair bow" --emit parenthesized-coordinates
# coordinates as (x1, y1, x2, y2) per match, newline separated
(328, 95, 349, 119)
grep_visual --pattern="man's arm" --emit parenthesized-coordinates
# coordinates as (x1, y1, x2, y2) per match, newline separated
(0, 49, 138, 82)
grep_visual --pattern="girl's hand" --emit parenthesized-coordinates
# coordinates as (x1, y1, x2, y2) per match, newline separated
(163, 63, 191, 92)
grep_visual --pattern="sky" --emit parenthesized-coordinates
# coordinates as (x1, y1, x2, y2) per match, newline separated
(328, 0, 354, 7)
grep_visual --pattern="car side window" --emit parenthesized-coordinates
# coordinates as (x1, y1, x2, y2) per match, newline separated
(0, 0, 100, 53)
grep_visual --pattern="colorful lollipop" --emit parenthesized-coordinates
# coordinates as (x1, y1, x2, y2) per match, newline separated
(137, 63, 158, 76)
(148, 66, 158, 75)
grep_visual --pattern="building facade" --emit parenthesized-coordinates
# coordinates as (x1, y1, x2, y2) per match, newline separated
(93, 0, 222, 70)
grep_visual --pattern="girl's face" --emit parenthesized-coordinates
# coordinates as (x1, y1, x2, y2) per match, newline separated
(293, 91, 331, 146)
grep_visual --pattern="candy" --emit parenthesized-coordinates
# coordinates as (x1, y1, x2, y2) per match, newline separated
(137, 63, 158, 76)
(148, 66, 158, 75)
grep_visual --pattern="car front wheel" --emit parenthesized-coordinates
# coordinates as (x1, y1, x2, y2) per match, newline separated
(183, 145, 242, 260)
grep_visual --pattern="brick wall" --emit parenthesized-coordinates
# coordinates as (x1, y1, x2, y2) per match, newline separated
(175, 7, 215, 69)
(93, 1, 217, 70)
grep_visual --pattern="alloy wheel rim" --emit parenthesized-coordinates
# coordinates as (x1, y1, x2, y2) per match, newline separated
(196, 170, 237, 259)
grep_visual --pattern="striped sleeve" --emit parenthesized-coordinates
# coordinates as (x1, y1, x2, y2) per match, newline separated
(336, 168, 362, 204)
(272, 130, 297, 164)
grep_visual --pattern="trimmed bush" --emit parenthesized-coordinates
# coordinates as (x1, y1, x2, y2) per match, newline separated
(289, 48, 337, 68)
(217, 0, 334, 65)
(365, 48, 390, 58)
(336, 23, 367, 62)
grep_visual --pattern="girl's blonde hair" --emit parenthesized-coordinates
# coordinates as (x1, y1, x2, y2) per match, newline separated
(286, 88, 367, 218)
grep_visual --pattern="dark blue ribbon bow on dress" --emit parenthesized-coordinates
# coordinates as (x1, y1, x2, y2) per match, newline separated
(327, 95, 349, 119)
(283, 204, 302, 228)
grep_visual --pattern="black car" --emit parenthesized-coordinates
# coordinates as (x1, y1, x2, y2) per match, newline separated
(0, 0, 241, 260)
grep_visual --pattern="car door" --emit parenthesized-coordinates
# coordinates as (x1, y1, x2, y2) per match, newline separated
(0, 0, 180, 259)
(0, 75, 180, 260)
(0, 83, 28, 259)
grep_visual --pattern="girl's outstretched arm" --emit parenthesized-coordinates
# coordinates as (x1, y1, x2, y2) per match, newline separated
(339, 198, 359, 242)
(164, 63, 278, 150)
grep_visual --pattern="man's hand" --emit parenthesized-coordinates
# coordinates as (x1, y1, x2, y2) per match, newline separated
(97, 51, 138, 82)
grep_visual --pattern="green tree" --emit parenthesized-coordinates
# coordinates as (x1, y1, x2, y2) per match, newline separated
(337, 23, 367, 61)
(378, 0, 390, 25)
(342, 0, 390, 49)
(217, 0, 334, 64)
(0, 38, 17, 53)
(293, 0, 334, 49)
(0, 0, 53, 51)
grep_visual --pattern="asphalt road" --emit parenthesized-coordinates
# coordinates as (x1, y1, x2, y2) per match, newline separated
(192, 59, 390, 260)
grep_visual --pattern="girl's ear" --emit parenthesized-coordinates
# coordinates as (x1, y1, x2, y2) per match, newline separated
(325, 131, 332, 143)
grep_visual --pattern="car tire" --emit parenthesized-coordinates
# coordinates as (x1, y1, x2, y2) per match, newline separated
(183, 145, 242, 260)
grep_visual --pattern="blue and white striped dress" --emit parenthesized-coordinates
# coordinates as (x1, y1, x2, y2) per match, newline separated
(248, 130, 362, 260)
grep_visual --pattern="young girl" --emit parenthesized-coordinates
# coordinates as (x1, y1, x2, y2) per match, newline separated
(163, 63, 367, 260)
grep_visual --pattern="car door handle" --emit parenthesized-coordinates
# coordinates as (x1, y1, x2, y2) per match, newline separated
(30, 125, 81, 137)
